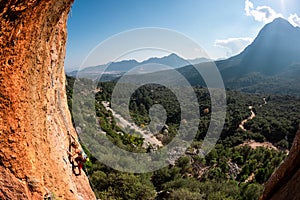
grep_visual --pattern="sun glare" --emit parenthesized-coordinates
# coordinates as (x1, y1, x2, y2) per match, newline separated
(280, 0, 287, 12)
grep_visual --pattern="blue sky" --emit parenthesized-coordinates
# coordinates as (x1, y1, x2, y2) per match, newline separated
(65, 0, 300, 71)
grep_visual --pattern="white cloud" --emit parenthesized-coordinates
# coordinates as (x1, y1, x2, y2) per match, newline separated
(215, 37, 254, 57)
(244, 0, 283, 23)
(288, 14, 300, 27)
(245, 0, 254, 16)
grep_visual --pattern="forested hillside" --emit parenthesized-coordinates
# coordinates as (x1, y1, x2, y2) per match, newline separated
(66, 76, 300, 199)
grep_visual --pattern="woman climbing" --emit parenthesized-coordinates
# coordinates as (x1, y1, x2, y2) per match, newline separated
(67, 140, 87, 176)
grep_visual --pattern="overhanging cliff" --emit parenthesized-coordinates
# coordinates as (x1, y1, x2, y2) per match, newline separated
(0, 1, 95, 199)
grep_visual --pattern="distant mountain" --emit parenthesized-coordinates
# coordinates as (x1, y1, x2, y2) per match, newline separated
(177, 18, 300, 95)
(67, 60, 139, 80)
(141, 53, 189, 68)
(220, 18, 300, 78)
(188, 57, 212, 65)
(66, 53, 210, 80)
(68, 18, 300, 96)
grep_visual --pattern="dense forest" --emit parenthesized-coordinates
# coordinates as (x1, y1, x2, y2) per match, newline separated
(66, 76, 300, 200)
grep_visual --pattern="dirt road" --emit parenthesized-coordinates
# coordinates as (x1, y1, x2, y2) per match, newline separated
(102, 101, 163, 148)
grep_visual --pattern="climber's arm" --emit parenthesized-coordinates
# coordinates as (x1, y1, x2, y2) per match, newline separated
(67, 150, 75, 157)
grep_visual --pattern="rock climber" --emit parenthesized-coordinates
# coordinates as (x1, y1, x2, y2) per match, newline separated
(67, 141, 87, 175)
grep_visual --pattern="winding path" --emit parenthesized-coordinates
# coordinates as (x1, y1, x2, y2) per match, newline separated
(239, 106, 256, 131)
(239, 97, 268, 131)
(238, 98, 279, 152)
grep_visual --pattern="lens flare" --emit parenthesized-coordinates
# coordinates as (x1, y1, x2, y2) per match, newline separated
(280, 0, 287, 13)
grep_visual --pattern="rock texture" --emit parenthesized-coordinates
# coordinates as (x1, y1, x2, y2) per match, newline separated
(260, 127, 300, 200)
(0, 1, 95, 199)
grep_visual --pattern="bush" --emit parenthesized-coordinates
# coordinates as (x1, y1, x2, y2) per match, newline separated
(242, 183, 263, 200)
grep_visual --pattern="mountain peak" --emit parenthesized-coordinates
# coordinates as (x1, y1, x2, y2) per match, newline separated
(168, 53, 180, 58)
(272, 17, 288, 23)
(149, 53, 183, 61)
(265, 17, 294, 30)
(222, 17, 300, 76)
(142, 53, 188, 67)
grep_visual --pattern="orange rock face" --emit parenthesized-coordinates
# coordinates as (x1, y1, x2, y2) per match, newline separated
(260, 128, 300, 200)
(0, 1, 95, 199)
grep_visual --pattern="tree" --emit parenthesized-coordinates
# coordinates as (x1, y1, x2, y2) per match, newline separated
(242, 183, 263, 200)
(168, 188, 203, 200)
(255, 168, 268, 183)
